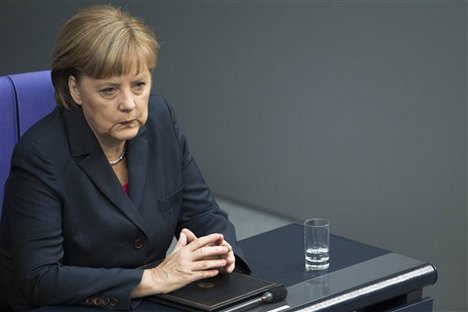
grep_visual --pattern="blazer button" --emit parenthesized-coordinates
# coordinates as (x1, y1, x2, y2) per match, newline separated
(110, 298, 119, 307)
(85, 298, 93, 305)
(134, 238, 144, 249)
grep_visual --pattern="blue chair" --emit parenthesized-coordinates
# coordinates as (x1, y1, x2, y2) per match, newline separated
(0, 70, 56, 214)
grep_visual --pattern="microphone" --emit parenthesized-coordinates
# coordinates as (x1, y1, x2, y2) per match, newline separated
(220, 284, 288, 312)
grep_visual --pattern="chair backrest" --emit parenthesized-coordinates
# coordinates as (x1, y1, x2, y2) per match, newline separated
(0, 70, 56, 212)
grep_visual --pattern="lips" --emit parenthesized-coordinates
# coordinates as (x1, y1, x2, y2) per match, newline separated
(119, 120, 135, 126)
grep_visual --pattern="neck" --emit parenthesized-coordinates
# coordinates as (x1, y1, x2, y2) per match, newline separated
(99, 140, 127, 165)
(108, 147, 126, 166)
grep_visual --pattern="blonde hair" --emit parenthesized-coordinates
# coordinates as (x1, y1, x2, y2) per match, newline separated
(51, 5, 159, 108)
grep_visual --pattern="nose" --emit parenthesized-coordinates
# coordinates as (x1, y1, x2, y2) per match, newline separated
(118, 89, 136, 112)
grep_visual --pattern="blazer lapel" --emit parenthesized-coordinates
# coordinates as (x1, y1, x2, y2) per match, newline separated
(126, 126, 148, 210)
(62, 107, 150, 237)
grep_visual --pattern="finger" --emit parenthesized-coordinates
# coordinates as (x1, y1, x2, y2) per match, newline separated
(224, 261, 236, 274)
(219, 260, 236, 274)
(213, 234, 224, 246)
(226, 251, 235, 266)
(191, 268, 220, 281)
(217, 259, 235, 275)
(206, 233, 224, 247)
(218, 248, 236, 274)
(192, 245, 230, 261)
(221, 240, 233, 251)
(187, 233, 225, 251)
(190, 258, 228, 272)
(181, 228, 198, 243)
(216, 241, 232, 258)
(174, 232, 187, 251)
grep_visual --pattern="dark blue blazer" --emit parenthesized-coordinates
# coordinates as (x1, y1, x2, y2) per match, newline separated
(0, 95, 249, 311)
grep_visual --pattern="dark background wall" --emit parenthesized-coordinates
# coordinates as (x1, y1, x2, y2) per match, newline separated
(1, 1, 466, 310)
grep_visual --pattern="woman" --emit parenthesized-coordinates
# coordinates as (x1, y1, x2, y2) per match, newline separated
(0, 5, 249, 311)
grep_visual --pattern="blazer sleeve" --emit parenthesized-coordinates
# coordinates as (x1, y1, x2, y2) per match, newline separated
(163, 99, 251, 273)
(5, 142, 142, 310)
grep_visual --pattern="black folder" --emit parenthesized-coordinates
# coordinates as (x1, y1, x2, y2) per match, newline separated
(146, 271, 280, 311)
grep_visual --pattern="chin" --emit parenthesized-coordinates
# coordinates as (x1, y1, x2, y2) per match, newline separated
(116, 129, 140, 141)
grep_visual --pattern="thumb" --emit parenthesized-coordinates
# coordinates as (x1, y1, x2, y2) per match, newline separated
(181, 228, 198, 243)
(174, 231, 187, 251)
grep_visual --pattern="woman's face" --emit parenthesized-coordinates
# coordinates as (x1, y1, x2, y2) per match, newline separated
(68, 67, 151, 147)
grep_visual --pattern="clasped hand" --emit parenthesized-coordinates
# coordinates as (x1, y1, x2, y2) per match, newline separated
(132, 228, 235, 298)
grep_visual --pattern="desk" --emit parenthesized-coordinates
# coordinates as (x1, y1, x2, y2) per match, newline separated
(241, 224, 437, 312)
(32, 224, 437, 311)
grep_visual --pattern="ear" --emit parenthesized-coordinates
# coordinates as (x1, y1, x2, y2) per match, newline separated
(68, 75, 83, 106)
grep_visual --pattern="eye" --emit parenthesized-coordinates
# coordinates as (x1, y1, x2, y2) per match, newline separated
(133, 81, 146, 90)
(100, 87, 117, 96)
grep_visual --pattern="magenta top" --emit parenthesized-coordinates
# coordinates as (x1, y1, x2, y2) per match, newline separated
(122, 182, 129, 194)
